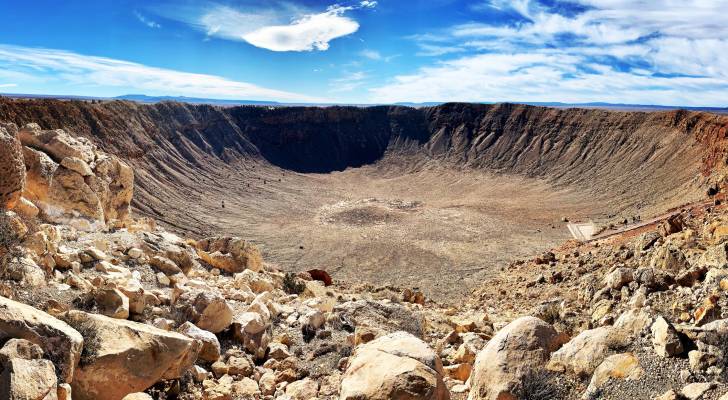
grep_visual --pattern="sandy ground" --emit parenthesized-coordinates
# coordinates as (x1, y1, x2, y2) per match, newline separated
(179, 156, 600, 303)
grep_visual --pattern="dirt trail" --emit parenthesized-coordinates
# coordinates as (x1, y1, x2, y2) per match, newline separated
(590, 199, 716, 241)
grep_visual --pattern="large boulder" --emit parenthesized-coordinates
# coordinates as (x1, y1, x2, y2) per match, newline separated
(614, 308, 653, 336)
(651, 245, 689, 273)
(95, 288, 130, 319)
(634, 267, 674, 291)
(195, 236, 262, 273)
(89, 155, 133, 222)
(172, 290, 233, 333)
(149, 255, 182, 276)
(0, 123, 26, 210)
(583, 353, 643, 398)
(340, 331, 449, 400)
(0, 296, 83, 384)
(548, 326, 630, 377)
(139, 231, 199, 273)
(232, 311, 271, 360)
(18, 124, 95, 163)
(651, 316, 684, 357)
(468, 316, 562, 400)
(286, 378, 319, 400)
(177, 322, 221, 362)
(0, 338, 59, 400)
(60, 310, 200, 400)
(659, 214, 685, 236)
(694, 319, 728, 347)
(604, 267, 634, 290)
(18, 124, 133, 228)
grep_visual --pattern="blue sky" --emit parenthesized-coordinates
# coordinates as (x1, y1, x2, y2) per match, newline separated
(1, 0, 727, 106)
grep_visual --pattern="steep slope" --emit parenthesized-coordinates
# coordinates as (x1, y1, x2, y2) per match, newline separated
(1, 100, 724, 217)
(420, 103, 727, 216)
(1, 100, 724, 177)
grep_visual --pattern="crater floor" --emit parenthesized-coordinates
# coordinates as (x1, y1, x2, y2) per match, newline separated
(185, 158, 600, 303)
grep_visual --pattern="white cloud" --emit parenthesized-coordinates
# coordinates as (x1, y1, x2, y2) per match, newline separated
(198, 5, 282, 39)
(0, 44, 319, 102)
(369, 50, 728, 106)
(385, 0, 728, 106)
(456, 0, 728, 59)
(649, 37, 728, 79)
(0, 83, 17, 88)
(134, 11, 161, 29)
(243, 6, 359, 51)
(452, 14, 643, 46)
(189, 2, 376, 52)
(473, 0, 728, 42)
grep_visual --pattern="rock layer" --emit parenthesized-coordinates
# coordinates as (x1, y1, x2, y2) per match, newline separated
(15, 124, 134, 228)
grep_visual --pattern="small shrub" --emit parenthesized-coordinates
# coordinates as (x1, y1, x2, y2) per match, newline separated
(515, 369, 564, 400)
(719, 335, 728, 383)
(301, 324, 317, 342)
(74, 322, 102, 367)
(283, 272, 306, 295)
(339, 345, 353, 358)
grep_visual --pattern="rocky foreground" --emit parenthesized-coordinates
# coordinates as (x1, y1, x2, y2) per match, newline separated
(2, 121, 728, 400)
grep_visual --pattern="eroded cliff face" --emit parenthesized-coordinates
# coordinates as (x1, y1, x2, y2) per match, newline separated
(419, 103, 728, 215)
(0, 98, 726, 227)
(2, 100, 725, 173)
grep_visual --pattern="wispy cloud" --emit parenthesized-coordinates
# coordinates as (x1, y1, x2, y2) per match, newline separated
(0, 44, 319, 102)
(380, 0, 728, 106)
(0, 83, 18, 88)
(134, 11, 161, 29)
(330, 71, 368, 92)
(415, 43, 466, 57)
(176, 1, 377, 52)
(407, 33, 466, 57)
(359, 49, 397, 62)
(360, 49, 382, 60)
(369, 50, 728, 106)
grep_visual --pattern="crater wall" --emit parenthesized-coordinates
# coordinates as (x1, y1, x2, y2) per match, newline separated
(1, 99, 726, 226)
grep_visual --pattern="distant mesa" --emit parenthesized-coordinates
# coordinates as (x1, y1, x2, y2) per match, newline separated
(0, 92, 726, 112)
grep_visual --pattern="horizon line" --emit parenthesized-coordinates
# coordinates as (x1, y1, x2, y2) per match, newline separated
(1, 92, 727, 111)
